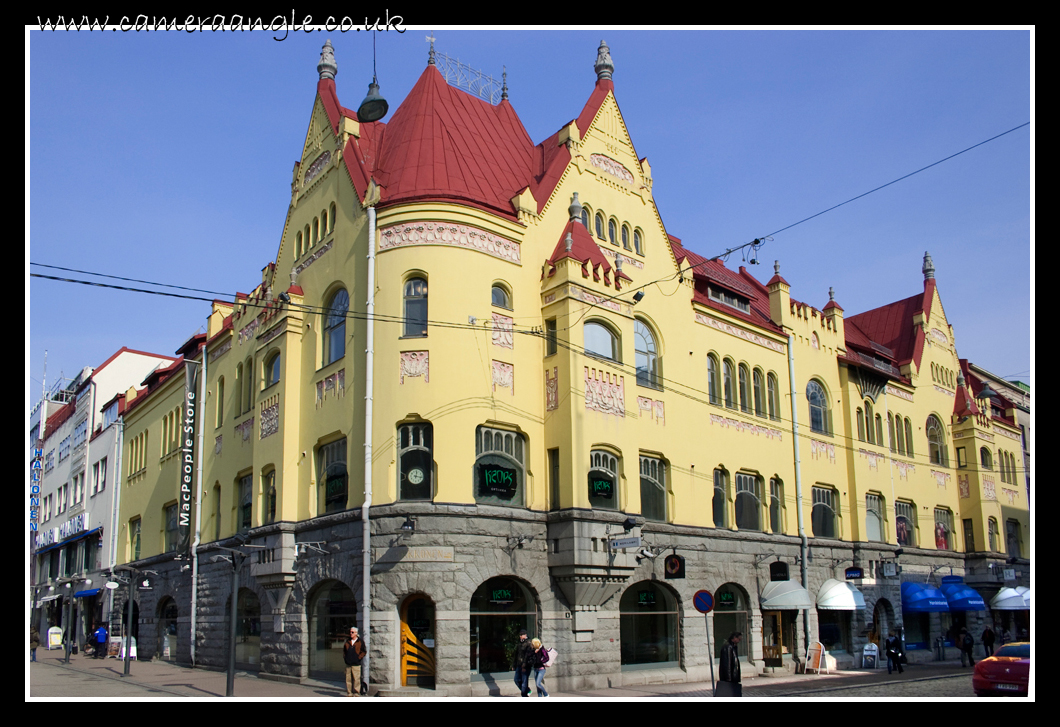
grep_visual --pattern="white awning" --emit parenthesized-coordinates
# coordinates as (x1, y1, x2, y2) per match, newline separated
(991, 587, 1030, 611)
(816, 578, 867, 611)
(760, 580, 814, 610)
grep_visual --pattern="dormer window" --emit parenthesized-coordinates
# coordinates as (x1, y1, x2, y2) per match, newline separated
(708, 285, 750, 314)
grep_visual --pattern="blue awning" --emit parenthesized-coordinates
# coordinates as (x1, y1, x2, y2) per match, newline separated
(901, 582, 950, 612)
(940, 583, 986, 611)
(74, 588, 102, 598)
(34, 527, 103, 555)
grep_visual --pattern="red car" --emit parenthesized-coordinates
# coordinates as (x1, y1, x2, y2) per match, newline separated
(972, 642, 1029, 697)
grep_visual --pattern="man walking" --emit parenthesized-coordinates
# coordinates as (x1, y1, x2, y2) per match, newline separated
(343, 626, 367, 697)
(717, 631, 742, 697)
(981, 625, 996, 657)
(885, 631, 904, 675)
(94, 623, 108, 659)
(959, 628, 975, 667)
(513, 629, 534, 697)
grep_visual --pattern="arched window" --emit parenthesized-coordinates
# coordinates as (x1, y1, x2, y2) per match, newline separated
(158, 598, 179, 661)
(639, 456, 666, 522)
(304, 224, 311, 249)
(475, 426, 526, 506)
(875, 414, 884, 447)
(987, 518, 999, 552)
(895, 501, 916, 547)
(242, 357, 254, 413)
(296, 231, 303, 258)
(865, 494, 884, 542)
(807, 380, 829, 434)
(734, 473, 761, 531)
(738, 365, 750, 413)
(264, 352, 281, 388)
(713, 468, 728, 528)
(595, 212, 605, 239)
(707, 355, 721, 405)
(634, 229, 643, 255)
(404, 277, 428, 337)
(634, 320, 660, 388)
(767, 373, 779, 421)
(753, 369, 765, 417)
(585, 321, 619, 361)
(888, 414, 896, 452)
(491, 284, 511, 309)
(856, 408, 865, 441)
(926, 415, 947, 466)
(895, 413, 905, 454)
(621, 225, 631, 250)
(324, 288, 348, 366)
(864, 400, 875, 444)
(318, 438, 347, 514)
(580, 207, 590, 229)
(723, 360, 736, 409)
(811, 486, 838, 538)
(398, 422, 433, 501)
(312, 217, 319, 245)
(470, 577, 537, 675)
(608, 219, 617, 245)
(328, 202, 336, 233)
(589, 450, 619, 510)
(904, 418, 914, 457)
(216, 377, 225, 427)
(309, 581, 357, 678)
(769, 478, 784, 534)
(712, 583, 749, 659)
(619, 581, 679, 667)
(232, 588, 261, 668)
(980, 447, 993, 469)
(262, 470, 276, 524)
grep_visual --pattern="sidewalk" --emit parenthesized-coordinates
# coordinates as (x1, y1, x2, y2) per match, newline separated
(30, 650, 974, 699)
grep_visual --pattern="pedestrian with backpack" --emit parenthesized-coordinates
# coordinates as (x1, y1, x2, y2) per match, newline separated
(530, 638, 551, 697)
(959, 628, 975, 667)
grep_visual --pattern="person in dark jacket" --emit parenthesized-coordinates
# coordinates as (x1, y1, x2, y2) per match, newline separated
(513, 629, 534, 697)
(94, 623, 108, 658)
(885, 631, 904, 674)
(717, 632, 742, 697)
(981, 626, 996, 657)
(343, 627, 367, 697)
(959, 628, 975, 667)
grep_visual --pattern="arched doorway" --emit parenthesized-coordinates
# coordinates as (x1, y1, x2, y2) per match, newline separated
(400, 594, 436, 688)
(231, 588, 261, 668)
(870, 599, 895, 647)
(157, 598, 178, 661)
(469, 577, 537, 676)
(713, 583, 750, 659)
(308, 580, 357, 679)
(619, 581, 680, 668)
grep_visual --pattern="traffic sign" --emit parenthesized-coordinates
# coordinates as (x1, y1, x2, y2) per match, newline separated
(693, 589, 714, 614)
(609, 537, 641, 550)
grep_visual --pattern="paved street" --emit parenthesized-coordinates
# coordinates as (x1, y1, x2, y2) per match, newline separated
(28, 651, 1019, 700)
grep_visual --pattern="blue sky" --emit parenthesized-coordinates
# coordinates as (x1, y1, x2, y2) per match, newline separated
(27, 27, 1032, 411)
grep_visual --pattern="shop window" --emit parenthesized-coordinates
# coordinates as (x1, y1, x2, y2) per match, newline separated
(639, 456, 666, 522)
(934, 508, 953, 550)
(713, 583, 749, 659)
(817, 610, 851, 654)
(239, 474, 253, 531)
(895, 501, 917, 547)
(324, 288, 349, 366)
(584, 321, 619, 362)
(589, 450, 619, 510)
(232, 588, 261, 668)
(734, 473, 761, 531)
(713, 468, 729, 528)
(470, 577, 537, 676)
(865, 494, 884, 542)
(309, 581, 357, 678)
(318, 438, 348, 514)
(403, 277, 428, 338)
(619, 581, 679, 668)
(398, 423, 433, 501)
(811, 486, 838, 539)
(475, 426, 525, 506)
(634, 320, 660, 389)
(807, 380, 830, 435)
(769, 478, 784, 534)
(158, 598, 179, 661)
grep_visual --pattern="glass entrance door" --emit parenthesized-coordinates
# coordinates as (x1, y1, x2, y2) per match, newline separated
(400, 595, 436, 688)
(762, 610, 794, 666)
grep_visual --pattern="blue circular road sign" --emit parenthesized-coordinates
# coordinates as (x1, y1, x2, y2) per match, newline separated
(693, 589, 714, 614)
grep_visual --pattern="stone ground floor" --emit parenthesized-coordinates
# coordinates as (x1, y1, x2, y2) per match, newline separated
(103, 503, 1030, 696)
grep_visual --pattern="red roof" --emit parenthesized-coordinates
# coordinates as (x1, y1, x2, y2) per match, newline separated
(547, 218, 631, 288)
(41, 400, 76, 442)
(845, 291, 926, 368)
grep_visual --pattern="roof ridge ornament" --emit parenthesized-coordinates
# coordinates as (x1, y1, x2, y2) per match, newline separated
(774, 261, 781, 276)
(923, 251, 935, 280)
(501, 66, 508, 101)
(568, 192, 583, 223)
(318, 39, 337, 81)
(595, 40, 614, 81)
(564, 232, 574, 253)
(427, 31, 436, 66)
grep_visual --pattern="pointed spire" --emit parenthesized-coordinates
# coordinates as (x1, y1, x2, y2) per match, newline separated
(317, 39, 337, 81)
(923, 251, 935, 280)
(568, 192, 583, 223)
(427, 31, 436, 66)
(595, 40, 614, 81)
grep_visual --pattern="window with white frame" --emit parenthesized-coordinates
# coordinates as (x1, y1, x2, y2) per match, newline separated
(585, 321, 619, 362)
(926, 415, 948, 466)
(807, 381, 830, 434)
(475, 426, 525, 506)
(988, 517, 999, 552)
(59, 436, 71, 462)
(895, 501, 917, 547)
(589, 450, 619, 510)
(865, 494, 884, 542)
(639, 456, 666, 522)
(72, 471, 84, 506)
(73, 419, 88, 449)
(634, 320, 660, 389)
(811, 486, 838, 539)
(735, 473, 762, 531)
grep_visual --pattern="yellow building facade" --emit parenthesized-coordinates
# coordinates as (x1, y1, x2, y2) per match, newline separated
(115, 40, 1028, 692)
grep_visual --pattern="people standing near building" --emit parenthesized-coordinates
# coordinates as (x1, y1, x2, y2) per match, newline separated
(999, 626, 1011, 646)
(959, 628, 975, 667)
(94, 623, 108, 659)
(30, 625, 39, 662)
(530, 638, 549, 697)
(717, 632, 742, 697)
(981, 625, 996, 657)
(513, 629, 534, 697)
(343, 627, 367, 697)
(885, 631, 904, 675)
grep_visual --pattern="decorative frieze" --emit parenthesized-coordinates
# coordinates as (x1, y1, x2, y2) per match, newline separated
(886, 385, 914, 402)
(982, 476, 996, 500)
(709, 414, 782, 440)
(958, 474, 970, 498)
(636, 396, 666, 425)
(1002, 487, 1020, 504)
(545, 368, 559, 411)
(303, 150, 331, 186)
(858, 449, 881, 470)
(598, 248, 644, 270)
(209, 339, 231, 363)
(238, 318, 260, 345)
(379, 222, 521, 264)
(400, 352, 429, 384)
(892, 460, 915, 480)
(570, 286, 628, 314)
(260, 396, 279, 439)
(293, 239, 333, 277)
(995, 427, 1021, 442)
(933, 385, 954, 398)
(811, 439, 836, 463)
(590, 153, 634, 184)
(258, 323, 285, 346)
(584, 367, 625, 417)
(214, 436, 222, 455)
(492, 314, 513, 349)
(316, 369, 345, 407)
(930, 328, 949, 345)
(235, 417, 254, 444)
(492, 361, 514, 395)
(695, 312, 786, 354)
(931, 470, 950, 489)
